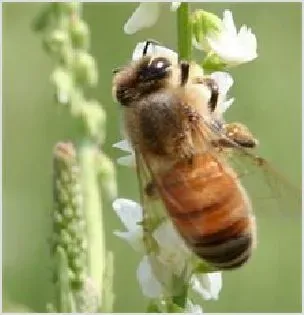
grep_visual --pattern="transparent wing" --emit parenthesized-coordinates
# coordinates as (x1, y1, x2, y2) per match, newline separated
(134, 146, 218, 243)
(134, 148, 206, 297)
(192, 113, 301, 218)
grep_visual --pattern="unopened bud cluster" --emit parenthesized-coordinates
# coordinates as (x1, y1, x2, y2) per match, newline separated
(53, 142, 87, 290)
(34, 3, 104, 142)
(43, 3, 96, 87)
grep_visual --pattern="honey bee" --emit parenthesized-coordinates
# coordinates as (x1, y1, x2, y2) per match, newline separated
(112, 41, 298, 270)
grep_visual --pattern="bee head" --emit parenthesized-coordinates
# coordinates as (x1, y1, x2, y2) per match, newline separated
(137, 56, 172, 82)
(113, 55, 173, 106)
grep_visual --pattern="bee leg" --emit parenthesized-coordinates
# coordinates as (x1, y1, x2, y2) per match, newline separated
(145, 181, 159, 199)
(180, 61, 190, 86)
(213, 122, 258, 148)
(225, 122, 258, 148)
(203, 78, 219, 112)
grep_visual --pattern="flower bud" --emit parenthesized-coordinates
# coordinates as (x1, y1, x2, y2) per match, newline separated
(44, 29, 69, 55)
(202, 52, 227, 72)
(192, 10, 222, 51)
(69, 20, 90, 50)
(81, 100, 105, 142)
(53, 142, 88, 290)
(51, 67, 73, 105)
(72, 52, 98, 87)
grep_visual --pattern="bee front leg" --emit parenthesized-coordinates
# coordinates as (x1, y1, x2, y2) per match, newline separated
(214, 122, 258, 148)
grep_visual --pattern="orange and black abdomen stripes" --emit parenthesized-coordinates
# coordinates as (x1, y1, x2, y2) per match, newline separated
(190, 218, 253, 269)
(159, 153, 256, 270)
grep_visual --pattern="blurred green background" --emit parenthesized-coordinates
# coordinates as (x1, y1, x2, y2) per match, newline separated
(3, 2, 301, 313)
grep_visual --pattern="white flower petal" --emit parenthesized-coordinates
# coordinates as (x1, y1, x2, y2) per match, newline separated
(113, 139, 133, 152)
(170, 2, 181, 11)
(112, 198, 143, 231)
(124, 3, 160, 35)
(185, 299, 203, 313)
(117, 154, 135, 167)
(222, 10, 237, 35)
(210, 72, 234, 115)
(211, 71, 233, 97)
(137, 255, 163, 298)
(153, 221, 191, 275)
(191, 272, 222, 301)
(217, 97, 234, 115)
(132, 42, 149, 61)
(205, 10, 257, 66)
(132, 41, 178, 63)
(113, 139, 135, 167)
(153, 221, 183, 248)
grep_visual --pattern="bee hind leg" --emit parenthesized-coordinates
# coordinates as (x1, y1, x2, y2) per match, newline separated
(213, 122, 258, 148)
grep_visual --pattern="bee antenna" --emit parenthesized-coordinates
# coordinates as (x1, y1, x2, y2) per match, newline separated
(142, 39, 161, 56)
(180, 61, 189, 86)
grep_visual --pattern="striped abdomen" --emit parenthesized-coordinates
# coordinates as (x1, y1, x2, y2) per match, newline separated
(158, 153, 256, 270)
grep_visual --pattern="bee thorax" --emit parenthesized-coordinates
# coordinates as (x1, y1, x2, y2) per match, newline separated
(127, 91, 192, 159)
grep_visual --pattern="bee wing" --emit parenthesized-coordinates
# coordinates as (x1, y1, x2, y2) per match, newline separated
(133, 147, 206, 297)
(192, 113, 301, 217)
(134, 145, 218, 243)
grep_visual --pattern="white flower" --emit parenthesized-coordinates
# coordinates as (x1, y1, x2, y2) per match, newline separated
(113, 197, 191, 275)
(210, 71, 234, 115)
(137, 255, 163, 298)
(191, 272, 222, 300)
(185, 299, 203, 313)
(112, 197, 223, 303)
(113, 139, 135, 167)
(124, 2, 181, 35)
(171, 2, 181, 11)
(112, 198, 144, 251)
(132, 41, 178, 63)
(205, 10, 257, 66)
(153, 220, 191, 276)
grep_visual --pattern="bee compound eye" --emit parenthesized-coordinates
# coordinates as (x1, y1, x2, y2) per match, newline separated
(150, 57, 171, 71)
(139, 57, 171, 81)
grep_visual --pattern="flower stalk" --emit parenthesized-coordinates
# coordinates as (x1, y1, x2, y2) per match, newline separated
(177, 3, 192, 61)
(78, 141, 104, 304)
(52, 142, 87, 312)
(34, 3, 116, 312)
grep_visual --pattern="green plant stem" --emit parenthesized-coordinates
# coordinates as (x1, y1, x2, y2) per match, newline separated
(78, 140, 104, 309)
(177, 3, 192, 61)
(56, 247, 76, 312)
(169, 271, 189, 312)
(172, 286, 187, 310)
(101, 251, 115, 312)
